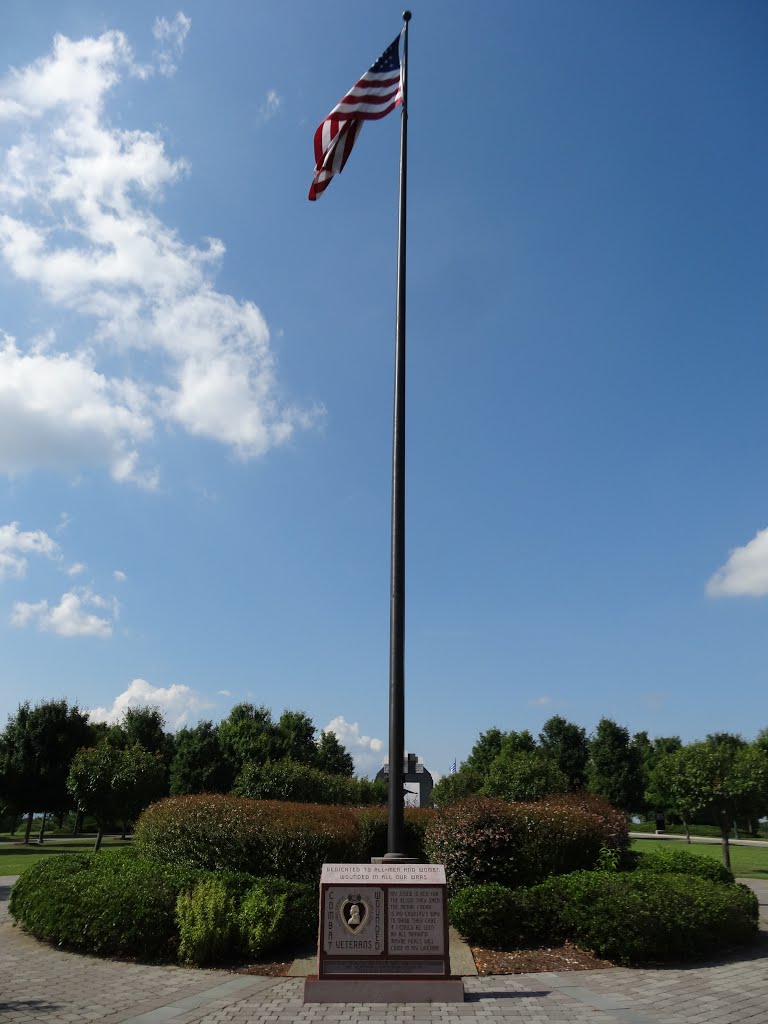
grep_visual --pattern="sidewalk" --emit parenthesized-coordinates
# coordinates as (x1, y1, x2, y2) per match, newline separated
(2, 876, 768, 1024)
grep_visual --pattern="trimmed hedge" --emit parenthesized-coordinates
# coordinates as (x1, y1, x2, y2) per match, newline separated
(632, 847, 734, 885)
(135, 795, 431, 881)
(9, 849, 205, 959)
(9, 848, 318, 965)
(544, 870, 758, 963)
(233, 760, 387, 805)
(425, 794, 628, 894)
(448, 882, 563, 949)
(134, 795, 360, 881)
(238, 877, 316, 958)
(449, 871, 758, 962)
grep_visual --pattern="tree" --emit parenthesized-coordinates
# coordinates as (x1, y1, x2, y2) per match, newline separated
(648, 742, 768, 868)
(631, 732, 682, 818)
(498, 730, 537, 759)
(463, 728, 508, 777)
(275, 710, 317, 764)
(169, 721, 232, 795)
(483, 749, 568, 802)
(217, 704, 280, 775)
(586, 718, 644, 814)
(430, 767, 484, 807)
(705, 732, 747, 754)
(315, 730, 354, 776)
(0, 700, 93, 843)
(539, 716, 589, 791)
(67, 744, 165, 851)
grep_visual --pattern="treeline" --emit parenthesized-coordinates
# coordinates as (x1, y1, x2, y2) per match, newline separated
(435, 716, 768, 868)
(0, 699, 386, 848)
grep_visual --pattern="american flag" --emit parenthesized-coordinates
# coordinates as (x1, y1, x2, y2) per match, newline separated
(308, 34, 403, 201)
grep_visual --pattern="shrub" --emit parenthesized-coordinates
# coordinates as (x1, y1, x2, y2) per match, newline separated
(176, 877, 239, 965)
(9, 849, 205, 959)
(239, 877, 317, 958)
(449, 882, 564, 949)
(134, 795, 360, 882)
(632, 847, 734, 885)
(233, 760, 386, 806)
(355, 806, 431, 863)
(424, 796, 626, 894)
(541, 870, 758, 963)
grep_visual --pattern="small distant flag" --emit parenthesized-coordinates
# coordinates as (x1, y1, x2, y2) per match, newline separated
(450, 760, 457, 775)
(308, 34, 403, 201)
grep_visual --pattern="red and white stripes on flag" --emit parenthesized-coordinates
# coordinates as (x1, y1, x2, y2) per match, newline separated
(308, 34, 403, 201)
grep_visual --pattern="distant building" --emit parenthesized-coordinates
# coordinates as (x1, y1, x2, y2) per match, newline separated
(376, 752, 434, 808)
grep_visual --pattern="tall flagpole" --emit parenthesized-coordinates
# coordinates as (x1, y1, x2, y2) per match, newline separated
(385, 9, 411, 862)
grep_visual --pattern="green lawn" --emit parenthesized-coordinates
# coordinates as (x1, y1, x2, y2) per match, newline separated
(632, 821, 768, 841)
(0, 837, 132, 875)
(632, 838, 768, 878)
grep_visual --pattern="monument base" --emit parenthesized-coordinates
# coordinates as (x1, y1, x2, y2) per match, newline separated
(303, 976, 465, 1004)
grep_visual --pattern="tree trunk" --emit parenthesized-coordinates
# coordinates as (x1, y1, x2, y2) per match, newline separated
(37, 812, 47, 844)
(720, 825, 732, 870)
(72, 809, 82, 837)
(93, 826, 104, 853)
(23, 811, 33, 845)
(682, 814, 691, 843)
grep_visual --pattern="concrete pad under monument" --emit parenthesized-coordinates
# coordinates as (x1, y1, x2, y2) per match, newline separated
(303, 863, 464, 1004)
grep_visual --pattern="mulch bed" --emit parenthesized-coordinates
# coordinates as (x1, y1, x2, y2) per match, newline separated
(235, 958, 295, 977)
(471, 941, 613, 974)
(233, 942, 614, 977)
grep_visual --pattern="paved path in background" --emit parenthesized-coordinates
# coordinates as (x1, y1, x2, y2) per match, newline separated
(630, 832, 768, 848)
(3, 876, 768, 1024)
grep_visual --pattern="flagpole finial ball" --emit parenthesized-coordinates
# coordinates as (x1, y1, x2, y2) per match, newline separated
(402, 10, 412, 21)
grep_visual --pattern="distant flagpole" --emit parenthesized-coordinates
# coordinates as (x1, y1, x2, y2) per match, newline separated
(384, 10, 411, 862)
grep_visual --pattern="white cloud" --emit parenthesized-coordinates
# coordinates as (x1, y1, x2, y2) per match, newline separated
(528, 695, 553, 706)
(11, 588, 113, 636)
(258, 89, 282, 123)
(216, 689, 232, 696)
(707, 527, 768, 597)
(0, 521, 59, 579)
(66, 562, 87, 576)
(152, 13, 191, 77)
(88, 677, 213, 728)
(0, 25, 315, 486)
(0, 334, 156, 487)
(323, 715, 384, 776)
(113, 569, 127, 582)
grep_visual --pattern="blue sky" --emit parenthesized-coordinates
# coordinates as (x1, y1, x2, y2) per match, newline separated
(1, 1, 766, 778)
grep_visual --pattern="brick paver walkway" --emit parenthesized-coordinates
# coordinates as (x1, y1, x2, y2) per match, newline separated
(2, 877, 767, 1024)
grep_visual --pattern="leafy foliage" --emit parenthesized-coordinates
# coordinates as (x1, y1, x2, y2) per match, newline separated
(538, 716, 590, 792)
(449, 882, 563, 948)
(9, 849, 205, 958)
(482, 749, 568, 802)
(238, 877, 316, 958)
(431, 767, 484, 807)
(424, 794, 628, 894)
(134, 794, 361, 881)
(647, 742, 768, 867)
(233, 759, 386, 805)
(176, 877, 239, 964)
(451, 870, 758, 963)
(170, 720, 233, 796)
(542, 870, 758, 963)
(632, 847, 734, 885)
(67, 743, 166, 847)
(586, 718, 645, 813)
(0, 700, 92, 828)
